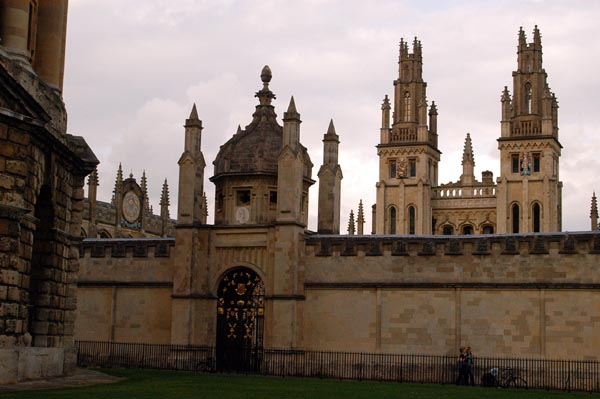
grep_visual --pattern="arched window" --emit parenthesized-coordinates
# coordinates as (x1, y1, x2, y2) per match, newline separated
(442, 225, 454, 235)
(389, 207, 396, 234)
(408, 206, 416, 235)
(404, 92, 411, 122)
(462, 225, 473, 235)
(482, 225, 494, 234)
(532, 203, 541, 232)
(512, 203, 520, 233)
(525, 83, 532, 114)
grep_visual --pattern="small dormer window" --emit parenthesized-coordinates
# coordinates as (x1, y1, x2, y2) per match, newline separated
(236, 190, 251, 206)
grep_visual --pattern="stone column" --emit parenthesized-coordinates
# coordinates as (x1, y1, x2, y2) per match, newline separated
(0, 0, 33, 62)
(33, 0, 68, 90)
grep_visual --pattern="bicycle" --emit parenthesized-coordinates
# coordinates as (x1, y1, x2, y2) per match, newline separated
(498, 367, 528, 389)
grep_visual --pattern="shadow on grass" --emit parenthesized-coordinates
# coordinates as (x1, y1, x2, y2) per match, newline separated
(2, 369, 600, 399)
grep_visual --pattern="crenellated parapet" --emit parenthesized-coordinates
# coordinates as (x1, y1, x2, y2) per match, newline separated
(306, 231, 600, 258)
(80, 237, 175, 259)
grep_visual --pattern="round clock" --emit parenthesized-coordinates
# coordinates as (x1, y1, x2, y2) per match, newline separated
(122, 191, 141, 223)
(235, 207, 250, 224)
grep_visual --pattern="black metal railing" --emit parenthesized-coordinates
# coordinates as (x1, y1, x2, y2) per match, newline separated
(76, 341, 600, 392)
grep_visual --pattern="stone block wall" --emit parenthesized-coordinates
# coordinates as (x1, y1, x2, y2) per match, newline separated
(303, 233, 600, 360)
(76, 239, 175, 343)
(0, 54, 96, 383)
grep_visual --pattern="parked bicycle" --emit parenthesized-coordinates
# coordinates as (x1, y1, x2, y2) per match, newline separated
(483, 367, 528, 388)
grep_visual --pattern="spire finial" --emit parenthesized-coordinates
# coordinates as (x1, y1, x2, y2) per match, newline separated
(327, 119, 336, 135)
(261, 65, 272, 84)
(160, 179, 170, 207)
(347, 209, 356, 235)
(518, 26, 527, 47)
(591, 192, 599, 230)
(429, 101, 438, 116)
(462, 133, 474, 165)
(255, 65, 276, 105)
(185, 103, 202, 128)
(533, 25, 541, 45)
(382, 95, 391, 110)
(287, 96, 297, 113)
(501, 86, 511, 102)
(189, 103, 199, 120)
(357, 200, 365, 235)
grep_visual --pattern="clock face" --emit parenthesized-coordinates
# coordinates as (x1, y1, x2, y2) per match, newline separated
(122, 191, 141, 223)
(235, 207, 250, 224)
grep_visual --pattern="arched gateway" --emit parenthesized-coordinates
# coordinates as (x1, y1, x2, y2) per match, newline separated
(216, 268, 265, 371)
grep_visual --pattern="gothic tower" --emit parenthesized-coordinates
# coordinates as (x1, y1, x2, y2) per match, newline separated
(496, 26, 561, 233)
(317, 119, 343, 234)
(177, 104, 207, 224)
(375, 38, 440, 234)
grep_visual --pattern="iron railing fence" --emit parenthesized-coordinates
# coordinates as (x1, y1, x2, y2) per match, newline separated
(76, 341, 600, 392)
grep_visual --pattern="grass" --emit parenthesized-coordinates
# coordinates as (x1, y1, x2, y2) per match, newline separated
(3, 369, 600, 399)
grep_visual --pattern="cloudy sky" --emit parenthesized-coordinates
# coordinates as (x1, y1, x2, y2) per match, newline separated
(64, 0, 600, 233)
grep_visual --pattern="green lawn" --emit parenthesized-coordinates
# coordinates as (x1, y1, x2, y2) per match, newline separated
(3, 369, 600, 399)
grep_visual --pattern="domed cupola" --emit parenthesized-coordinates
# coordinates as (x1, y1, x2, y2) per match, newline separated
(210, 66, 313, 227)
(213, 66, 283, 177)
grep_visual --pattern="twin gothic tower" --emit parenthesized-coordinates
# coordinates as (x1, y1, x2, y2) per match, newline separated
(175, 26, 561, 238)
(375, 26, 562, 235)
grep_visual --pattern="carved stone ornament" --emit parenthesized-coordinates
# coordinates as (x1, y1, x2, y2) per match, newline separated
(122, 190, 141, 223)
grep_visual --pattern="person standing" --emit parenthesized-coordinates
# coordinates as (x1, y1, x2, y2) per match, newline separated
(465, 346, 475, 386)
(455, 347, 467, 385)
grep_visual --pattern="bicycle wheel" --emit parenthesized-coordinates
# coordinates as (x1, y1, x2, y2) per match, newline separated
(514, 377, 528, 389)
(502, 377, 516, 388)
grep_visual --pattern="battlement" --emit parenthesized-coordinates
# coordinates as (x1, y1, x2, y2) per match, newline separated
(305, 231, 600, 257)
(80, 237, 175, 258)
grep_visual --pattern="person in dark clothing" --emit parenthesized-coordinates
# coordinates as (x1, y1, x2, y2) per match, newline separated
(465, 346, 475, 386)
(455, 347, 467, 385)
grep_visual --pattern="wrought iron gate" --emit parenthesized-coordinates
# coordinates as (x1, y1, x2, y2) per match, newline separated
(216, 268, 265, 372)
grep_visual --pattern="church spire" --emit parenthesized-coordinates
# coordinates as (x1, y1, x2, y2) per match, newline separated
(114, 162, 123, 195)
(178, 104, 206, 224)
(357, 200, 365, 235)
(460, 133, 475, 186)
(160, 179, 170, 236)
(141, 170, 149, 214)
(347, 209, 355, 235)
(591, 192, 598, 231)
(318, 118, 343, 234)
(283, 96, 301, 148)
(462, 133, 474, 165)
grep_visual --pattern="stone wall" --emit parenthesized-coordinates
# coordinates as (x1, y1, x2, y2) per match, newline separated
(0, 71, 96, 384)
(303, 232, 600, 359)
(76, 238, 175, 343)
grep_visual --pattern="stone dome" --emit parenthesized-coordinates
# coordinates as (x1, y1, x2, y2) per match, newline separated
(212, 66, 311, 179)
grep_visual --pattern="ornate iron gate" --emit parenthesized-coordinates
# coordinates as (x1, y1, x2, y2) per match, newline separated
(216, 268, 265, 372)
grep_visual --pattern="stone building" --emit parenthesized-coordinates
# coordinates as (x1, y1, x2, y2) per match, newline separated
(81, 166, 175, 239)
(75, 26, 600, 367)
(374, 27, 561, 235)
(0, 1, 97, 383)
